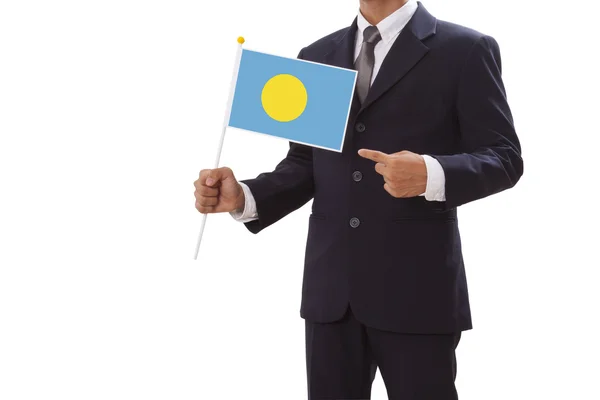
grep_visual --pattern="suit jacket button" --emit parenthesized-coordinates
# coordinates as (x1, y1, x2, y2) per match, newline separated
(355, 122, 366, 133)
(352, 171, 363, 182)
(349, 217, 360, 228)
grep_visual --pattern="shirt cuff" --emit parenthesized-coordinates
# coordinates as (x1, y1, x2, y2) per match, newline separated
(230, 182, 259, 222)
(421, 155, 446, 202)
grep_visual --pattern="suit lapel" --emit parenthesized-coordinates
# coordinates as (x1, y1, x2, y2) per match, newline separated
(317, 3, 438, 150)
(325, 18, 357, 70)
(358, 2, 437, 114)
(323, 18, 361, 114)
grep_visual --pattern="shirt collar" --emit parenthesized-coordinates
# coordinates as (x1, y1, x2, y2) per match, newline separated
(356, 0, 418, 44)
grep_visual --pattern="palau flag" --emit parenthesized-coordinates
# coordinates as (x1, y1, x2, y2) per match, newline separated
(226, 40, 358, 152)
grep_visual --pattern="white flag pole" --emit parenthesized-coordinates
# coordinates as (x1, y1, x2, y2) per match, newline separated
(193, 36, 245, 261)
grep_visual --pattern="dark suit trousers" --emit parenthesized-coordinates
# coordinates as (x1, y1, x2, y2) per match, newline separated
(305, 306, 461, 400)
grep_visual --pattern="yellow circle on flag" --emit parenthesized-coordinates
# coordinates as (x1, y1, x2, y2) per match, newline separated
(261, 74, 308, 122)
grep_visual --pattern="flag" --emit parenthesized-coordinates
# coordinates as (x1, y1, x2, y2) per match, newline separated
(227, 48, 357, 152)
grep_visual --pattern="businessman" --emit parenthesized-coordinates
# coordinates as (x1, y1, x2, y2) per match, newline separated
(194, 0, 523, 398)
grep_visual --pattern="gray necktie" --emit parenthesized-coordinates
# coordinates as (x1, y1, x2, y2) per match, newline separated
(354, 25, 382, 104)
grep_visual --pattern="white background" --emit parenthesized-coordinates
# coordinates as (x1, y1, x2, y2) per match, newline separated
(1, 0, 598, 399)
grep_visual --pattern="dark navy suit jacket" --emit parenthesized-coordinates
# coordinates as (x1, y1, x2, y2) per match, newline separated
(240, 2, 523, 334)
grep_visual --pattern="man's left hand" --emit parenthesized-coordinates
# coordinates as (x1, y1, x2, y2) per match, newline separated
(358, 149, 427, 198)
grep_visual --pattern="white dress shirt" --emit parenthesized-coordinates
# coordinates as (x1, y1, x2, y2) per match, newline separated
(231, 0, 445, 222)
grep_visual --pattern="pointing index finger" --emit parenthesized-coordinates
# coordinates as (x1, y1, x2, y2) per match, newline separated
(358, 149, 390, 164)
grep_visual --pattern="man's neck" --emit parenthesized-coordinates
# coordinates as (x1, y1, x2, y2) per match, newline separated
(359, 0, 409, 25)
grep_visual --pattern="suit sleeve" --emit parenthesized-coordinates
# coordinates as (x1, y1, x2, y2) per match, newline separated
(430, 35, 523, 209)
(238, 49, 315, 234)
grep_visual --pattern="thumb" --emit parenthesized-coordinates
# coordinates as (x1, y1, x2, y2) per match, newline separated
(206, 167, 231, 186)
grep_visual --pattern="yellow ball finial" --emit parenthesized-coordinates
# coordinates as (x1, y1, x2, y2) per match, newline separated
(237, 36, 245, 44)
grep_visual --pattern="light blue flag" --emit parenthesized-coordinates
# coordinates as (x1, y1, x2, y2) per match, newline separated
(227, 49, 357, 152)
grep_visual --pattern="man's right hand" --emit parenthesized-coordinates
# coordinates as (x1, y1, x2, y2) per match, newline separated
(194, 167, 245, 214)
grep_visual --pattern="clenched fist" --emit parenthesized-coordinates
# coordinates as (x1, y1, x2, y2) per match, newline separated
(194, 167, 245, 214)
